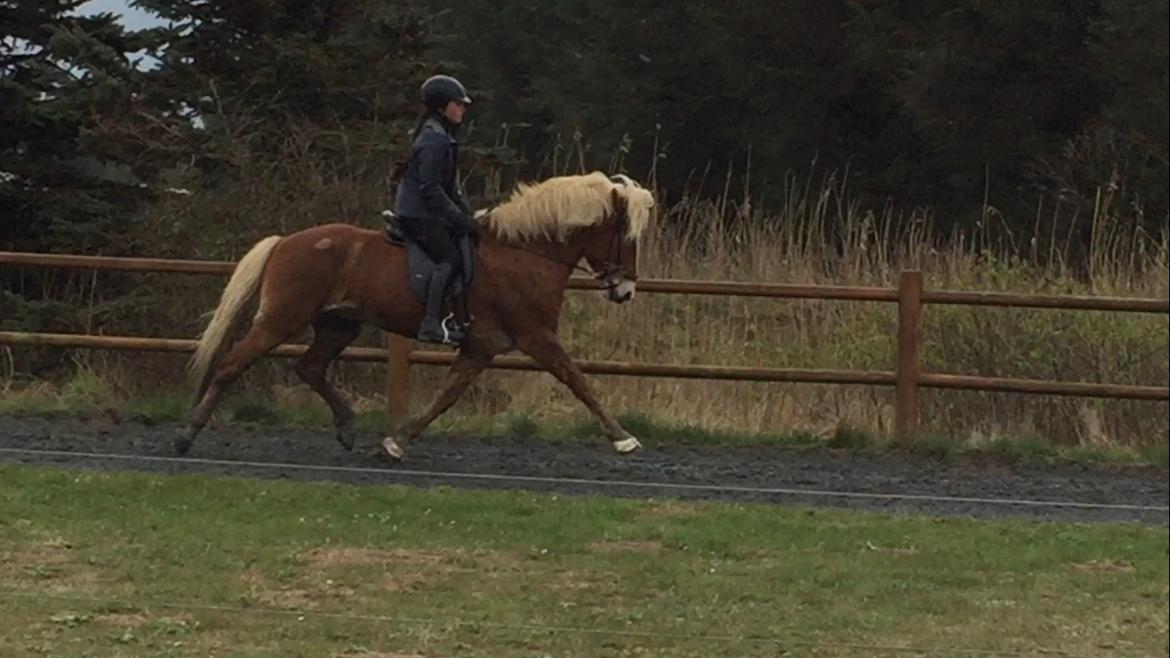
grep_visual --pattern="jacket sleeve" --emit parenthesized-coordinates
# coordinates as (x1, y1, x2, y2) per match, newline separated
(452, 178, 472, 217)
(416, 140, 472, 230)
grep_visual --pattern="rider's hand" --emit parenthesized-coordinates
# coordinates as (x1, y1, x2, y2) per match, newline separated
(456, 214, 481, 242)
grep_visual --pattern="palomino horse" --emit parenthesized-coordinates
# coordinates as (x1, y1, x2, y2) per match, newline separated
(178, 171, 655, 460)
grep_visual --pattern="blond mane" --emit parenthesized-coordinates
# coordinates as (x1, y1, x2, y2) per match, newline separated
(480, 171, 654, 242)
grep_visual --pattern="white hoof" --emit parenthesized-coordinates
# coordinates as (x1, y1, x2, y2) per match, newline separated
(613, 436, 642, 454)
(382, 437, 405, 461)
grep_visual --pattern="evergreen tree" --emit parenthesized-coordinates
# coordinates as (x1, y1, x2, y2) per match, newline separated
(129, 0, 437, 186)
(425, 1, 861, 203)
(1041, 0, 1170, 224)
(842, 2, 1112, 225)
(1, 0, 155, 253)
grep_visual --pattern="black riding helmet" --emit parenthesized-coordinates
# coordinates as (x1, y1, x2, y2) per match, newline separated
(421, 74, 472, 111)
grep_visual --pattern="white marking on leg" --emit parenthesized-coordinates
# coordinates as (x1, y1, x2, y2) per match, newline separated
(382, 437, 405, 461)
(613, 437, 642, 454)
(615, 279, 636, 301)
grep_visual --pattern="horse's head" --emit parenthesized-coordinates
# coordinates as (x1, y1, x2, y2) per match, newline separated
(582, 174, 655, 304)
(480, 171, 655, 303)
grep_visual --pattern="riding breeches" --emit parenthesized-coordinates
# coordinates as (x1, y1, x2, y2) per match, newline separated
(396, 215, 461, 268)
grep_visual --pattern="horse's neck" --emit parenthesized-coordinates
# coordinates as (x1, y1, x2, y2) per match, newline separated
(486, 234, 582, 276)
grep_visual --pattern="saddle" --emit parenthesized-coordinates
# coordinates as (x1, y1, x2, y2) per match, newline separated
(381, 210, 475, 306)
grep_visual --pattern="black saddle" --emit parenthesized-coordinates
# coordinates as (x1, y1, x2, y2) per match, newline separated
(382, 211, 475, 305)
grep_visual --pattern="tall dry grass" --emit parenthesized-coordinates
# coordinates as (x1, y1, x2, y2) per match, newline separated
(455, 164, 1168, 448)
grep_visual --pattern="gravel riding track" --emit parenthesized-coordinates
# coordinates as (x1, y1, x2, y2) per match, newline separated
(1, 415, 1166, 526)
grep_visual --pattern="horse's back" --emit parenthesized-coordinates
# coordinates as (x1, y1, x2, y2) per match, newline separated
(273, 223, 383, 255)
(289, 222, 381, 242)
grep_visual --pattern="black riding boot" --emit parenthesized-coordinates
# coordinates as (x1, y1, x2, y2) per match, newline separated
(417, 262, 465, 345)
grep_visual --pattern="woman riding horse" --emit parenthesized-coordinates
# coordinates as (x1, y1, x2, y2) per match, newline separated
(179, 170, 655, 462)
(394, 74, 480, 345)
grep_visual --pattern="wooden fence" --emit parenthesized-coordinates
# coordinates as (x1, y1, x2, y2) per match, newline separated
(2, 250, 1167, 441)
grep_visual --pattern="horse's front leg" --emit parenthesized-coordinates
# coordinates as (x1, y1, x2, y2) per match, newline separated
(516, 330, 641, 455)
(382, 344, 494, 461)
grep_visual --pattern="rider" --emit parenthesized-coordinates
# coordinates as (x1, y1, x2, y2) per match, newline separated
(393, 74, 480, 345)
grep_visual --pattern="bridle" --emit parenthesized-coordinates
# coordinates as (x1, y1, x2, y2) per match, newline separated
(589, 209, 636, 289)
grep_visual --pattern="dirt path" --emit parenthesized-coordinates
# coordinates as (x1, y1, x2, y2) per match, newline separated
(1, 415, 1166, 525)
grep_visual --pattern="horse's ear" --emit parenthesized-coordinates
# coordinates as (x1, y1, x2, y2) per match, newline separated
(609, 173, 639, 188)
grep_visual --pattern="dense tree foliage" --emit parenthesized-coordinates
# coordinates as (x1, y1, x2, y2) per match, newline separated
(432, 0, 1167, 229)
(1, 0, 435, 334)
(129, 0, 434, 185)
(1, 0, 154, 253)
(3, 0, 1166, 257)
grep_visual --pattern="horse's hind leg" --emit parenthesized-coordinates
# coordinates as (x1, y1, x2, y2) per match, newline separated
(381, 344, 494, 460)
(515, 329, 641, 455)
(177, 317, 300, 455)
(295, 314, 362, 451)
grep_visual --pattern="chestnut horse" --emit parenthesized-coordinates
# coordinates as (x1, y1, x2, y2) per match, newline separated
(178, 171, 655, 461)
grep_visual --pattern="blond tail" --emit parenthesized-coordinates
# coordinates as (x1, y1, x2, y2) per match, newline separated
(188, 236, 282, 401)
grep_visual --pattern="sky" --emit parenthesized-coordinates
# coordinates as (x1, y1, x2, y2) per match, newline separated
(74, 0, 167, 70)
(76, 0, 166, 30)
(3, 1, 162, 59)
(0, 1, 177, 181)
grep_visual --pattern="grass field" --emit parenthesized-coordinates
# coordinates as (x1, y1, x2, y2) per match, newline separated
(0, 463, 1166, 657)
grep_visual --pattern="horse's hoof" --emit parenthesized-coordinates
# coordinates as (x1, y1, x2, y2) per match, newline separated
(336, 426, 357, 452)
(382, 437, 405, 461)
(174, 429, 194, 456)
(613, 436, 642, 454)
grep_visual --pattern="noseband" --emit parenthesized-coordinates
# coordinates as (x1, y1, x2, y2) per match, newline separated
(592, 211, 636, 289)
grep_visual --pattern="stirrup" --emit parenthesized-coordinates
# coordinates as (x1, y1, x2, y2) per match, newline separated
(416, 326, 459, 345)
(440, 313, 468, 343)
(417, 314, 465, 346)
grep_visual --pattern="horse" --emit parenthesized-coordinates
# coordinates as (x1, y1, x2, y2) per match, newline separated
(177, 171, 656, 461)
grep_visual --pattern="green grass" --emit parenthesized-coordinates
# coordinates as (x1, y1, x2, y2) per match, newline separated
(0, 463, 1166, 657)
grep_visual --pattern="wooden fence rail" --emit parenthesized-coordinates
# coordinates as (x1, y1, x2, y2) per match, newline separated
(3, 251, 1167, 441)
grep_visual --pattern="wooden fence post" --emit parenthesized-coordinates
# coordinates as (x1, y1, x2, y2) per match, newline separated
(386, 334, 413, 421)
(895, 270, 924, 442)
